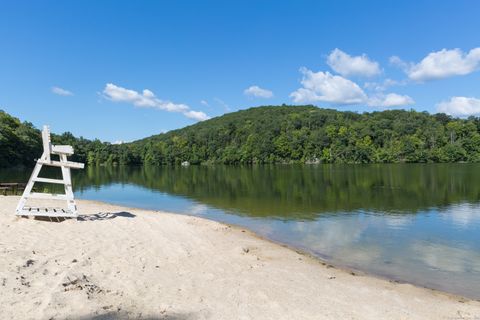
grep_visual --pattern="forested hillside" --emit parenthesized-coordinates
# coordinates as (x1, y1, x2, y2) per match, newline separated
(133, 105, 480, 164)
(0, 110, 42, 168)
(2, 105, 480, 167)
(0, 110, 110, 167)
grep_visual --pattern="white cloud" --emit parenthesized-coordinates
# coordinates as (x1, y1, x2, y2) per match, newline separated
(102, 83, 209, 121)
(290, 67, 414, 108)
(51, 86, 73, 96)
(290, 68, 368, 104)
(436, 96, 480, 117)
(327, 48, 381, 77)
(368, 93, 415, 107)
(184, 110, 209, 121)
(244, 85, 274, 98)
(364, 78, 402, 92)
(394, 48, 480, 81)
(200, 100, 209, 107)
(389, 55, 409, 70)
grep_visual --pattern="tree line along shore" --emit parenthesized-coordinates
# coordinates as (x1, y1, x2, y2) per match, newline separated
(2, 105, 480, 168)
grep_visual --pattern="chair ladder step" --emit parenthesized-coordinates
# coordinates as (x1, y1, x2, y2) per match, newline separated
(26, 192, 68, 200)
(37, 160, 84, 169)
(33, 177, 65, 184)
(17, 206, 76, 217)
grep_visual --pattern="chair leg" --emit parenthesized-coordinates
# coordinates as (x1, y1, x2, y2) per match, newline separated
(60, 154, 78, 216)
(15, 160, 44, 215)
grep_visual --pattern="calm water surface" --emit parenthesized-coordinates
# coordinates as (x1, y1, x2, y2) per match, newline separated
(2, 164, 480, 299)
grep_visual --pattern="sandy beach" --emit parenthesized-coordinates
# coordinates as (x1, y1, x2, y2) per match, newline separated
(1, 196, 479, 320)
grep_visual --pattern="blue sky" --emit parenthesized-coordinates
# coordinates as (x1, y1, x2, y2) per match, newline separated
(1, 1, 480, 142)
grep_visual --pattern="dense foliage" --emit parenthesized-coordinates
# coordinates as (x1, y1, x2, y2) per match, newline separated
(0, 110, 42, 167)
(0, 110, 115, 167)
(2, 105, 480, 167)
(132, 105, 480, 165)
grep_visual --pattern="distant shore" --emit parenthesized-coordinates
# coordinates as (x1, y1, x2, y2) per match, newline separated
(1, 196, 479, 320)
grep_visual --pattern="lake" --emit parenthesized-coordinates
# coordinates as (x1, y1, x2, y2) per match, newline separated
(2, 164, 480, 299)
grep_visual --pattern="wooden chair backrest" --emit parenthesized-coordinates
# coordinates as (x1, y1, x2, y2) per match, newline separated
(42, 125, 52, 161)
(41, 125, 74, 158)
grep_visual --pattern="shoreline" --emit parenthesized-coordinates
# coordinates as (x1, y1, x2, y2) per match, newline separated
(1, 195, 480, 319)
(80, 197, 479, 302)
(224, 220, 479, 303)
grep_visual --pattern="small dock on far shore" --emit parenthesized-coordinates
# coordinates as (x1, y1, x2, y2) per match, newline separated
(0, 183, 27, 195)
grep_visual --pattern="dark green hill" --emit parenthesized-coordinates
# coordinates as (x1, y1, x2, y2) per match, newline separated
(129, 105, 480, 165)
(2, 105, 480, 167)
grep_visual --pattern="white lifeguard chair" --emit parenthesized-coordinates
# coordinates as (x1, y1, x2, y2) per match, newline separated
(15, 125, 84, 218)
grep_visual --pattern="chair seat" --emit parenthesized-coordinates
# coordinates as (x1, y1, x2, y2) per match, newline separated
(51, 145, 74, 155)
